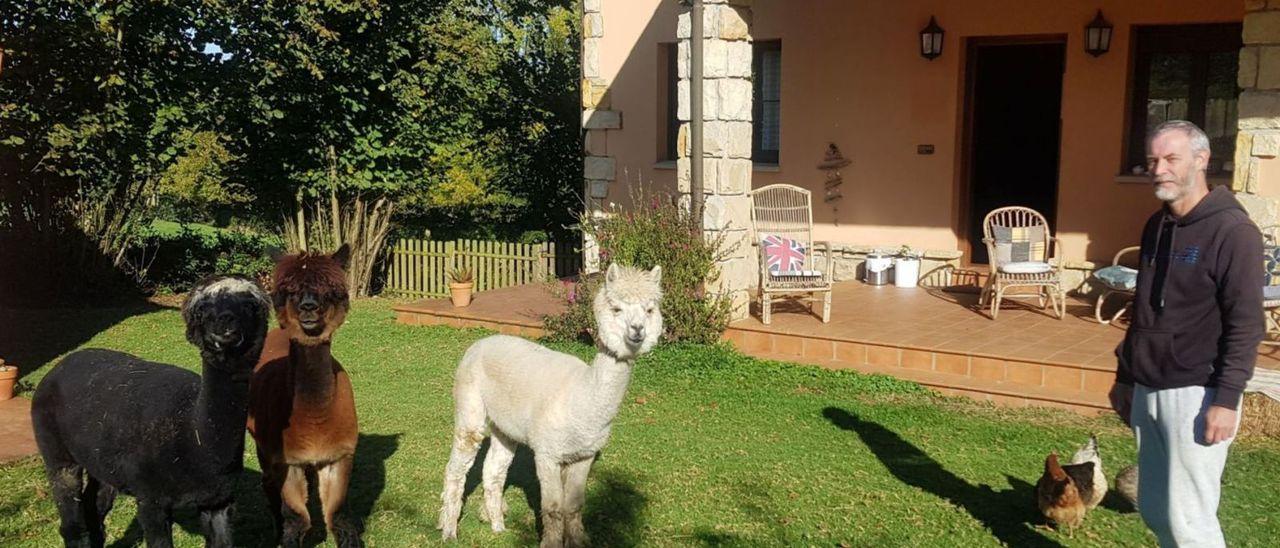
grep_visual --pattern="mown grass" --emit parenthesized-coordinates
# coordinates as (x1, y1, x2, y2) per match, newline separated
(2, 299, 1278, 546)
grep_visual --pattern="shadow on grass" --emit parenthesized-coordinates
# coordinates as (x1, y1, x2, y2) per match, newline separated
(105, 433, 399, 548)
(823, 407, 1064, 548)
(458, 441, 647, 546)
(0, 303, 168, 385)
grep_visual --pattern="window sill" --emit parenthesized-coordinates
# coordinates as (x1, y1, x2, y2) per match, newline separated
(1114, 174, 1235, 185)
(652, 160, 780, 172)
(1114, 175, 1149, 184)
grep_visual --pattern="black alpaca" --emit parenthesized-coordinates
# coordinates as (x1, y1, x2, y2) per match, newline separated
(31, 276, 271, 548)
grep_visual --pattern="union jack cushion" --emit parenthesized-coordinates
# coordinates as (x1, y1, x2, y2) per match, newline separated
(762, 234, 812, 276)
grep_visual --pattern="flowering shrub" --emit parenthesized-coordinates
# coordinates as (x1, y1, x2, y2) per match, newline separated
(545, 190, 733, 344)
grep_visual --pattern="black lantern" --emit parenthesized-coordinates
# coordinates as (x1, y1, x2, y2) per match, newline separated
(920, 16, 944, 60)
(1084, 9, 1113, 57)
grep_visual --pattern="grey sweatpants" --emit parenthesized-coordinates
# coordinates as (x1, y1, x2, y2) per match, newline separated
(1132, 384, 1241, 548)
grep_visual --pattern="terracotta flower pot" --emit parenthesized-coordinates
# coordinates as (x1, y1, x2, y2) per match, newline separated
(0, 361, 17, 402)
(450, 282, 474, 307)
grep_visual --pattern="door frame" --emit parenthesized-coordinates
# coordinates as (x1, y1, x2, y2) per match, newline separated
(955, 34, 1068, 266)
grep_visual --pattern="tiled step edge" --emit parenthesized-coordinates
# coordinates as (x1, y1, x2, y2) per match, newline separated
(392, 305, 544, 328)
(395, 309, 546, 338)
(725, 324, 1117, 373)
(749, 349, 1110, 415)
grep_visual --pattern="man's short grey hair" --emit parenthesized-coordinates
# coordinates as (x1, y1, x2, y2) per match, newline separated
(1149, 120, 1211, 156)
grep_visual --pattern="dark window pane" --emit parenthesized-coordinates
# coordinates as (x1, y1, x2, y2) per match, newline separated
(1145, 53, 1192, 131)
(1205, 51, 1238, 174)
(665, 44, 679, 161)
(753, 41, 781, 164)
(761, 102, 780, 151)
(1125, 24, 1241, 176)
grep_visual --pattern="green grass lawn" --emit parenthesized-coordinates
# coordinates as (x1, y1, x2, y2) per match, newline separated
(2, 299, 1279, 546)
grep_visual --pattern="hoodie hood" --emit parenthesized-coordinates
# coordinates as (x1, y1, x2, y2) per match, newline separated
(1170, 185, 1245, 226)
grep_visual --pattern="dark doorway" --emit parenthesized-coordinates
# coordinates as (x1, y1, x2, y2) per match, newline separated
(962, 40, 1066, 265)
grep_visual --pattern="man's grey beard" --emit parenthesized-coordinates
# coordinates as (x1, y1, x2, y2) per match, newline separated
(1154, 175, 1192, 202)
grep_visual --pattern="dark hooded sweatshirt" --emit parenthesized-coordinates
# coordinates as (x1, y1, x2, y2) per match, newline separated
(1115, 185, 1263, 410)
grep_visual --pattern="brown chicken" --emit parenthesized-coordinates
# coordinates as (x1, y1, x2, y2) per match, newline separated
(1036, 435, 1108, 534)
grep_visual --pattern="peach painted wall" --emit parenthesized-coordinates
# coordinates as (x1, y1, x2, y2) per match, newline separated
(594, 0, 1244, 263)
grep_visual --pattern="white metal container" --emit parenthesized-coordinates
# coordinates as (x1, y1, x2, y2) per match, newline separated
(864, 253, 892, 285)
(894, 258, 921, 288)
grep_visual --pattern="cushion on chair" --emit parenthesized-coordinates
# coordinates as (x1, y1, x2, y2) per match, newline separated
(762, 234, 807, 275)
(1265, 244, 1280, 286)
(773, 270, 823, 278)
(1265, 285, 1280, 302)
(999, 261, 1052, 274)
(1094, 265, 1138, 291)
(992, 225, 1046, 264)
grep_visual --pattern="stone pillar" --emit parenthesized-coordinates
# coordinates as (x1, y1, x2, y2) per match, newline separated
(678, 1, 756, 320)
(1235, 1, 1280, 225)
(581, 0, 619, 273)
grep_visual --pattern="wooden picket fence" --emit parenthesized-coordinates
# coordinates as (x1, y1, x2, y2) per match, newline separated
(383, 239, 581, 298)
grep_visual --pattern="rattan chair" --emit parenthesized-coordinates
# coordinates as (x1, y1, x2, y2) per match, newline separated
(749, 184, 832, 324)
(1093, 246, 1141, 324)
(979, 206, 1065, 319)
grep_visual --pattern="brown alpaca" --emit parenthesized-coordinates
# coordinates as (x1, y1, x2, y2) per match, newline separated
(248, 244, 363, 547)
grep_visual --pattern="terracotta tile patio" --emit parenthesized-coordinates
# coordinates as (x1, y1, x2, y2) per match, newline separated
(0, 397, 37, 463)
(394, 281, 1280, 414)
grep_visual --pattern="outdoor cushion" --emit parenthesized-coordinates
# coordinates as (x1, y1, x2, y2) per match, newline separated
(773, 270, 823, 278)
(1265, 244, 1280, 286)
(762, 234, 807, 275)
(1265, 285, 1280, 302)
(999, 261, 1052, 274)
(1095, 265, 1138, 291)
(992, 225, 1046, 265)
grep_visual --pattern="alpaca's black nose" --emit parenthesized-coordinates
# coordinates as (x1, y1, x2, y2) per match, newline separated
(211, 312, 241, 342)
(298, 295, 319, 313)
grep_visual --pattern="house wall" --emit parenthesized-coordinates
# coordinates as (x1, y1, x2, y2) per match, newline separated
(592, 0, 1247, 264)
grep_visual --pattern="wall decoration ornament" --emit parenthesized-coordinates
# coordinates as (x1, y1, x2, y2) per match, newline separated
(818, 143, 850, 224)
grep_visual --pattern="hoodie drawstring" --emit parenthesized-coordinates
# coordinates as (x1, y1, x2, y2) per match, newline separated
(1151, 214, 1176, 313)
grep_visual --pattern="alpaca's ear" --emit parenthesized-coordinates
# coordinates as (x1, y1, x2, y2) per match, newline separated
(606, 263, 620, 283)
(649, 265, 662, 283)
(332, 243, 351, 270)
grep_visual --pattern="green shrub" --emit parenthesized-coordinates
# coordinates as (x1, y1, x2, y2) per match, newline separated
(545, 190, 733, 345)
(125, 221, 280, 293)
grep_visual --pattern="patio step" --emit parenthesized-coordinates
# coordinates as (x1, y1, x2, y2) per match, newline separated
(723, 328, 1113, 415)
(0, 397, 38, 463)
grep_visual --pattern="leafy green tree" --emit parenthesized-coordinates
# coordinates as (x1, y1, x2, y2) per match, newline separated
(2, 0, 582, 300)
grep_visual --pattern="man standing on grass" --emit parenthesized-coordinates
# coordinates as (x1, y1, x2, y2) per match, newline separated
(1109, 120, 1263, 547)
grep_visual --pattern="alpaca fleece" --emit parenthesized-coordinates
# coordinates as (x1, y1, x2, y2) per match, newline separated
(31, 276, 270, 548)
(438, 264, 663, 548)
(249, 244, 363, 548)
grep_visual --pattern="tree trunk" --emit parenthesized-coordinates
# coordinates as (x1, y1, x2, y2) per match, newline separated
(328, 144, 342, 251)
(295, 187, 307, 251)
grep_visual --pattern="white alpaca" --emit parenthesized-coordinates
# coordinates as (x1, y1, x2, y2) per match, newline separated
(437, 264, 663, 547)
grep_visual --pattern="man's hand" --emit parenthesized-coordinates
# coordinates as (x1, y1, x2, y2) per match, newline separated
(1109, 382, 1134, 426)
(1203, 405, 1239, 445)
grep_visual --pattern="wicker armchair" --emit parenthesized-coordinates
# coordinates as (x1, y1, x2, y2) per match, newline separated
(1093, 246, 1141, 324)
(979, 206, 1065, 319)
(749, 184, 833, 324)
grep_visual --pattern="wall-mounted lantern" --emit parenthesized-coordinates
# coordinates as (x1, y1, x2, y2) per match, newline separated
(920, 16, 945, 60)
(1084, 10, 1113, 57)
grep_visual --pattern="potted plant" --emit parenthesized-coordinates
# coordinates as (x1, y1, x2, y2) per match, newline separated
(449, 266, 475, 307)
(894, 245, 922, 288)
(0, 359, 17, 401)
